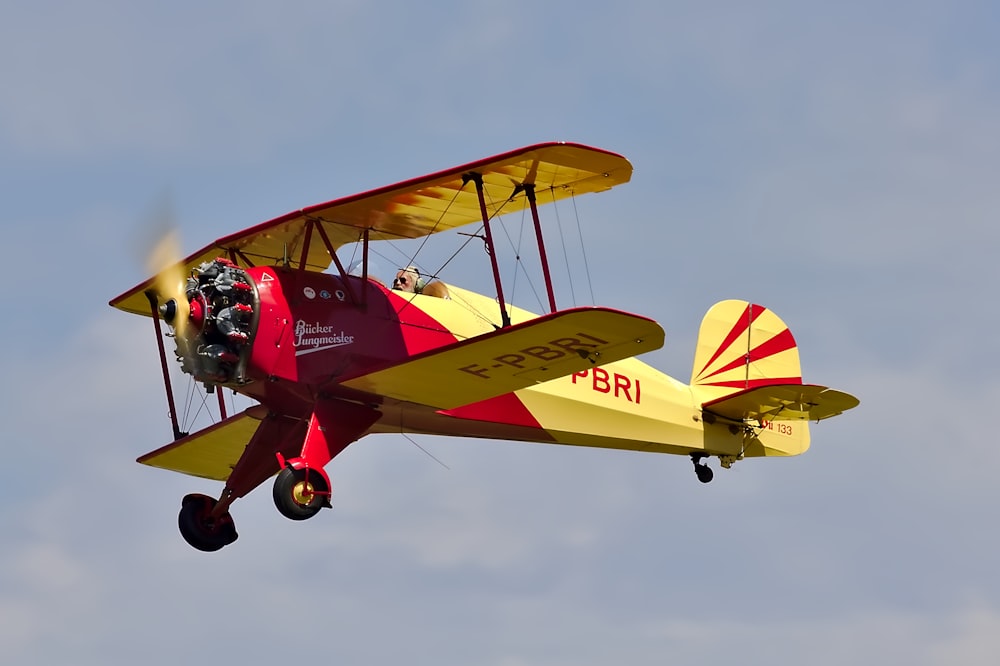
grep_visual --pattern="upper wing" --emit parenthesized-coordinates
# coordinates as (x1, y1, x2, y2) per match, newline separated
(340, 307, 664, 410)
(702, 384, 860, 423)
(110, 142, 632, 316)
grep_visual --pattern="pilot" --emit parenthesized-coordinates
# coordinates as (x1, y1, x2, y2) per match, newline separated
(392, 266, 450, 299)
(392, 265, 425, 293)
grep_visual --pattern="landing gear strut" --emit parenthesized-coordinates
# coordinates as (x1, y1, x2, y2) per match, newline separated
(178, 493, 238, 552)
(690, 453, 714, 484)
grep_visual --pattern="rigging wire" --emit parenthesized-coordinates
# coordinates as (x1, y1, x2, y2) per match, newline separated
(334, 180, 552, 327)
(390, 402, 450, 470)
(344, 229, 413, 279)
(403, 184, 465, 271)
(342, 183, 466, 289)
(384, 186, 505, 324)
(494, 207, 544, 313)
(180, 375, 212, 433)
(570, 192, 595, 304)
(401, 432, 451, 470)
(225, 387, 256, 420)
(549, 188, 577, 306)
(427, 183, 520, 283)
(180, 372, 193, 427)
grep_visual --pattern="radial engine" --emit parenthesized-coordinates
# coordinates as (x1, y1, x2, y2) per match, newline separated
(160, 258, 258, 384)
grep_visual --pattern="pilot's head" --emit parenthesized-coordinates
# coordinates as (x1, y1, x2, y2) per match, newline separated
(392, 266, 424, 293)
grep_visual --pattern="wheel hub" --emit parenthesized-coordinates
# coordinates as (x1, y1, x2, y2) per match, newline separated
(292, 480, 315, 506)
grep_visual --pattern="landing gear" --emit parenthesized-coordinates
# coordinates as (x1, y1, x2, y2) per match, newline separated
(690, 453, 714, 484)
(272, 467, 330, 521)
(178, 493, 238, 552)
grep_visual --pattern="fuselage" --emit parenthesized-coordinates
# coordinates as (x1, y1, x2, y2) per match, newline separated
(221, 266, 748, 460)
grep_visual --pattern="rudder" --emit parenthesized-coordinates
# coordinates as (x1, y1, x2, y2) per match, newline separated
(690, 300, 803, 404)
(691, 300, 813, 457)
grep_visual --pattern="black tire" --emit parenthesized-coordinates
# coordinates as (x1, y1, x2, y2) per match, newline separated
(273, 467, 328, 521)
(178, 493, 239, 552)
(695, 464, 714, 484)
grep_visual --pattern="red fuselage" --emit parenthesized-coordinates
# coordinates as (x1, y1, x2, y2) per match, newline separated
(230, 266, 459, 416)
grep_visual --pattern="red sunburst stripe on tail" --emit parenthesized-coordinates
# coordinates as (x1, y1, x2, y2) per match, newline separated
(696, 303, 763, 380)
(698, 324, 797, 383)
(750, 327, 798, 364)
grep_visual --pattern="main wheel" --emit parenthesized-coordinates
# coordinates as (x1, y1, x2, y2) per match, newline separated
(695, 464, 714, 484)
(273, 467, 329, 521)
(178, 493, 238, 552)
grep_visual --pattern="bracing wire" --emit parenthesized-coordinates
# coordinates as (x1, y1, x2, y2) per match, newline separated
(508, 209, 524, 303)
(180, 376, 212, 432)
(549, 188, 577, 306)
(345, 228, 423, 280)
(343, 184, 468, 288)
(495, 207, 544, 313)
(511, 213, 536, 310)
(180, 374, 194, 427)
(401, 432, 451, 470)
(422, 186, 518, 289)
(570, 193, 595, 304)
(403, 185, 466, 272)
(336, 180, 531, 328)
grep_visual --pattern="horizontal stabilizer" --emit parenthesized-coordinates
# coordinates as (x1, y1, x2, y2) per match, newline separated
(137, 411, 262, 481)
(341, 307, 664, 410)
(703, 384, 860, 423)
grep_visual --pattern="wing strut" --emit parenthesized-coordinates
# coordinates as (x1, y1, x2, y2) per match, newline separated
(312, 219, 361, 307)
(521, 183, 558, 313)
(145, 291, 185, 441)
(465, 171, 512, 328)
(361, 227, 371, 308)
(215, 386, 227, 420)
(465, 174, 563, 324)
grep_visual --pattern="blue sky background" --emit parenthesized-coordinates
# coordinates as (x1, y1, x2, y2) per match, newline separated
(2, 1, 998, 664)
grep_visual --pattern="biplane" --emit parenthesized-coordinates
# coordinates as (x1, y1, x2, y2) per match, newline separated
(110, 142, 859, 552)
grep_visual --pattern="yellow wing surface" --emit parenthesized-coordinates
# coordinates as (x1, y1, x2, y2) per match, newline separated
(341, 308, 664, 410)
(110, 142, 632, 316)
(137, 411, 262, 481)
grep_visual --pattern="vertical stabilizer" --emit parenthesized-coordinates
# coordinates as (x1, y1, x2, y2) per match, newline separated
(690, 300, 803, 404)
(691, 300, 813, 457)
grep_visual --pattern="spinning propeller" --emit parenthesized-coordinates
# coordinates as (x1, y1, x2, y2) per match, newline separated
(146, 229, 190, 337)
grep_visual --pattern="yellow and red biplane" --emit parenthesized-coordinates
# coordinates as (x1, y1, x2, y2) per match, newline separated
(110, 143, 859, 552)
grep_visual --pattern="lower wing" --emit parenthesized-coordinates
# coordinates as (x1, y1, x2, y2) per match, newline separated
(137, 412, 262, 481)
(340, 307, 664, 410)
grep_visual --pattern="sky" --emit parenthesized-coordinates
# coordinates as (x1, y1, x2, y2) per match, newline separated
(2, 1, 999, 663)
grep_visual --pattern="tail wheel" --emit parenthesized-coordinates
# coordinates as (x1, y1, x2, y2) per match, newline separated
(273, 467, 329, 521)
(690, 453, 714, 484)
(178, 493, 238, 552)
